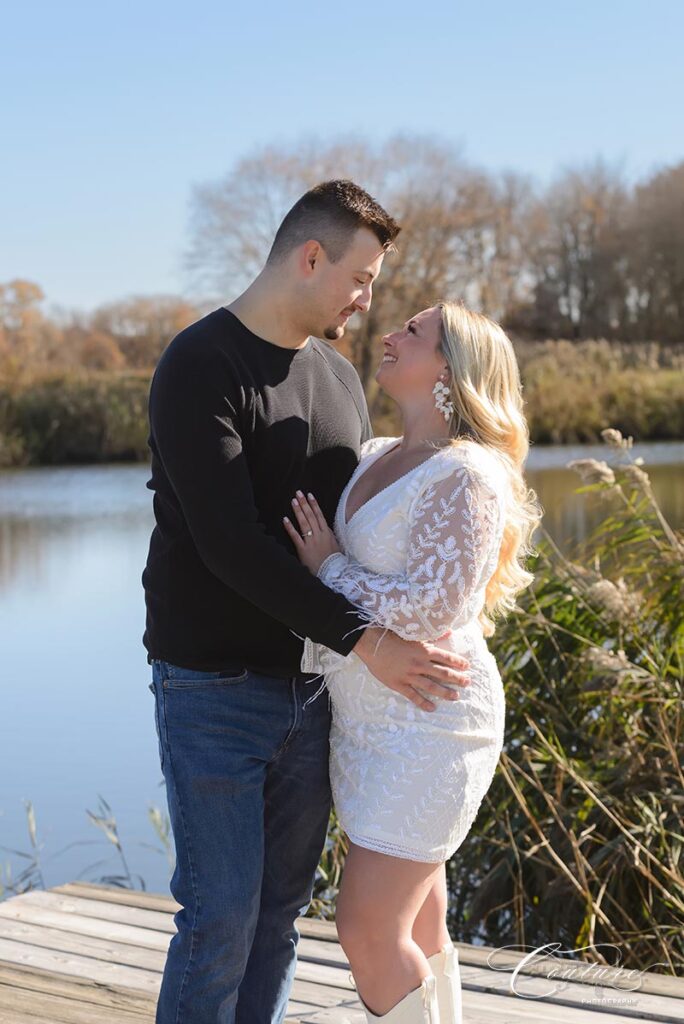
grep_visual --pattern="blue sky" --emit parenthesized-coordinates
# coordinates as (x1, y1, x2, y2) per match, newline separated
(3, 0, 682, 313)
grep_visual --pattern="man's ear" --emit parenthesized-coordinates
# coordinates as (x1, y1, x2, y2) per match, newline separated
(301, 240, 321, 275)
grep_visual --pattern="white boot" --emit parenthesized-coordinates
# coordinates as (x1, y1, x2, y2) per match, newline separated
(357, 972, 440, 1022)
(426, 942, 462, 1024)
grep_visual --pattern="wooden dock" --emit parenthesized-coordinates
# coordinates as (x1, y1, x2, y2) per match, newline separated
(0, 881, 682, 1022)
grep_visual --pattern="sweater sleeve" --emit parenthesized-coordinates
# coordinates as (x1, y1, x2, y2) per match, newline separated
(148, 344, 369, 657)
(300, 459, 503, 672)
(360, 402, 374, 445)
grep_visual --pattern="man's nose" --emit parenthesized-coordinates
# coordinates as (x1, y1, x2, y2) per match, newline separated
(355, 283, 372, 312)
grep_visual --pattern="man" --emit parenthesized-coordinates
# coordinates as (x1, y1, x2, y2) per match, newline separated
(142, 179, 471, 1023)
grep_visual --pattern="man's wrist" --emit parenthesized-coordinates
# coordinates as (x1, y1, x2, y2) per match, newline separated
(352, 625, 381, 661)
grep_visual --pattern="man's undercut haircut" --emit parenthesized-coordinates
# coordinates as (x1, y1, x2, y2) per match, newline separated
(266, 179, 401, 266)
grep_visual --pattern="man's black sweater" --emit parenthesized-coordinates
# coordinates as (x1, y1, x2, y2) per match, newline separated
(141, 306, 373, 676)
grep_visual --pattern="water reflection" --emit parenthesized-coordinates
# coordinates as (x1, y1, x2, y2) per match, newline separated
(528, 463, 684, 554)
(1, 444, 682, 591)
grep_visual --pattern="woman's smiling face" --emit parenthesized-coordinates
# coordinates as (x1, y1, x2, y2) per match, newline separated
(375, 306, 449, 402)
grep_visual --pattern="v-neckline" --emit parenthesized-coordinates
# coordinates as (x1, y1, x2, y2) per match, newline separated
(342, 438, 447, 529)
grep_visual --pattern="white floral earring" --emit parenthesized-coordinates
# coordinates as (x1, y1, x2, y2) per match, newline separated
(432, 376, 454, 421)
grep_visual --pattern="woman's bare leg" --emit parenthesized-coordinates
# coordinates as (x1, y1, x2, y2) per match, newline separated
(411, 863, 452, 956)
(335, 840, 445, 1016)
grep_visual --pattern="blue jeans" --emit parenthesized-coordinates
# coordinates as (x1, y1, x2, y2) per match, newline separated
(148, 659, 333, 1023)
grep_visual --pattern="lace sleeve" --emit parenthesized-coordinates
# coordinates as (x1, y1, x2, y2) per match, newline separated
(317, 461, 502, 644)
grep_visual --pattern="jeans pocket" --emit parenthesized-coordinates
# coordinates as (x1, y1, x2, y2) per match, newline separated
(148, 680, 165, 771)
(162, 664, 249, 690)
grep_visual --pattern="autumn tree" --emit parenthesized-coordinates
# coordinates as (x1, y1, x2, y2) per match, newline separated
(183, 134, 533, 395)
(0, 279, 62, 378)
(90, 295, 202, 369)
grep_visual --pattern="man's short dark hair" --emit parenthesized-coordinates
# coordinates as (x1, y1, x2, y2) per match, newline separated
(266, 179, 401, 266)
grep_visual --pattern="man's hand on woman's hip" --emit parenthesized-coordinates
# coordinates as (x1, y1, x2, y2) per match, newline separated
(353, 627, 471, 712)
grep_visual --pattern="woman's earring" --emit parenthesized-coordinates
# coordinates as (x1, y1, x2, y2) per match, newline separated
(433, 378, 454, 421)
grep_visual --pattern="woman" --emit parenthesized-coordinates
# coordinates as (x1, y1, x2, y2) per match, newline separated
(283, 300, 542, 1023)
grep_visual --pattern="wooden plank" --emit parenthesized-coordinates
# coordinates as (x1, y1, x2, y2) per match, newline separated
(0, 902, 168, 951)
(0, 1010, 67, 1024)
(0, 940, 159, 995)
(0, 961, 155, 1012)
(286, 1001, 327, 1018)
(0, 909, 346, 971)
(0, 919, 166, 971)
(296, 917, 343, 943)
(289, 1005, 365, 1024)
(49, 882, 180, 916)
(290, 978, 354, 1009)
(0, 893, 173, 934)
(297, 935, 351, 967)
(48, 890, 338, 946)
(0, 982, 152, 1023)
(295, 960, 356, 992)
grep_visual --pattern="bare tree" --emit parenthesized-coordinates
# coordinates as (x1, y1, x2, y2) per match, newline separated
(183, 134, 533, 389)
(625, 161, 684, 342)
(518, 158, 630, 338)
(183, 135, 385, 298)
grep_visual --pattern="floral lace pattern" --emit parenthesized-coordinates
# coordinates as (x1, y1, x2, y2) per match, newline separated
(300, 436, 510, 862)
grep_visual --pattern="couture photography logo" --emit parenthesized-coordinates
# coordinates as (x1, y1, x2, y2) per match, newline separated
(486, 941, 668, 1009)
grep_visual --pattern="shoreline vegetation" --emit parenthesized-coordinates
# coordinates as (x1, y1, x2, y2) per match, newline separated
(0, 338, 683, 468)
(1, 430, 682, 971)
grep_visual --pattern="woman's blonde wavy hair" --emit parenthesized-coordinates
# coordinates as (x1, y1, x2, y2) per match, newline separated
(436, 299, 543, 637)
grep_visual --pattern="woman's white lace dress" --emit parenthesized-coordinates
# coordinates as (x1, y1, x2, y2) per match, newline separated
(300, 436, 511, 863)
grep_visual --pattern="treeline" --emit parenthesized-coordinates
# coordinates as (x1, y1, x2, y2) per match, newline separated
(2, 139, 683, 386)
(1, 137, 683, 465)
